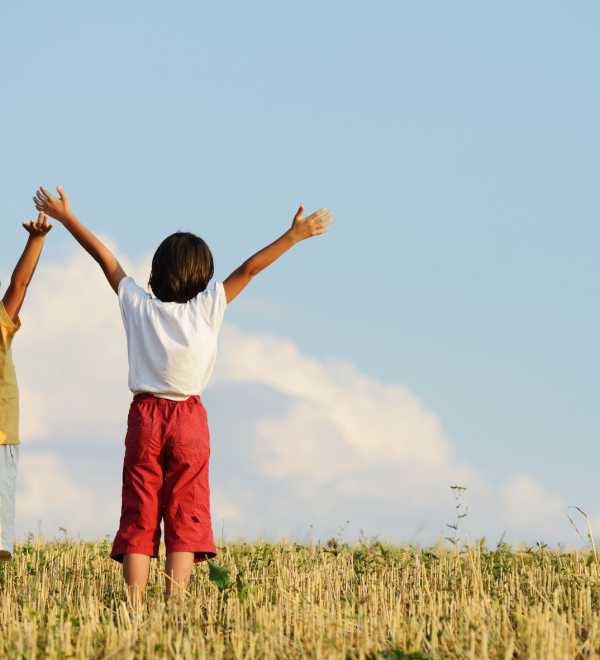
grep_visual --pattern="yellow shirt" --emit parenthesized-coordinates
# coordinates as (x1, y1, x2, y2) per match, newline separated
(0, 302, 20, 445)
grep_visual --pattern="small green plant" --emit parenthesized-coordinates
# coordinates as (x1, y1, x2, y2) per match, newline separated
(235, 569, 257, 604)
(445, 485, 467, 553)
(206, 558, 230, 593)
(495, 530, 506, 551)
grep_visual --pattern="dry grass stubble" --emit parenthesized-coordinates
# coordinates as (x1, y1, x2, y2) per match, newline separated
(2, 534, 600, 659)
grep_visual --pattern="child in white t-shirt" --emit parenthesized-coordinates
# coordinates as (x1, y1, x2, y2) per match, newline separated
(34, 185, 332, 607)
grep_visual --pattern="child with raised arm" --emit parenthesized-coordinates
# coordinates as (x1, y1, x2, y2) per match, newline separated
(34, 186, 332, 607)
(1, 213, 53, 561)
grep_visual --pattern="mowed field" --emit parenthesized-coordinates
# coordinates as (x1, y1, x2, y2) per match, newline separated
(2, 535, 600, 659)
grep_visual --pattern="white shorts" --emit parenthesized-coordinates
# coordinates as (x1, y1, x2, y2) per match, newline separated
(0, 445, 19, 560)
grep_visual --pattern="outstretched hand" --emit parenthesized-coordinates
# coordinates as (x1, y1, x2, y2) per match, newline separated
(3, 213, 53, 322)
(23, 212, 53, 238)
(223, 204, 333, 304)
(290, 206, 333, 242)
(34, 184, 125, 294)
(33, 186, 73, 223)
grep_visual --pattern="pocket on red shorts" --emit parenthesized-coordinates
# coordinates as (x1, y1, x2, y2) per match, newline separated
(171, 413, 209, 450)
(125, 417, 155, 465)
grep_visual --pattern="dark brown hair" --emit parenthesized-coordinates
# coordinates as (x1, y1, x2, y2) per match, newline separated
(148, 232, 214, 303)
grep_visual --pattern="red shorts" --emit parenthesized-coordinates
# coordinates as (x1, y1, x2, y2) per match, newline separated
(111, 394, 216, 563)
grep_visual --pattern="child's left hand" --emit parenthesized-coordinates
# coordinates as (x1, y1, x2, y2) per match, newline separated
(22, 213, 53, 238)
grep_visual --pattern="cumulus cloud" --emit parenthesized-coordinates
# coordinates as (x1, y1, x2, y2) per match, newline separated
(500, 474, 565, 534)
(16, 452, 111, 539)
(214, 326, 479, 508)
(5, 243, 574, 543)
(16, 241, 149, 444)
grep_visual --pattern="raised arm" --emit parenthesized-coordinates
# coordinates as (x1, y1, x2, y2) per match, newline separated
(2, 213, 53, 322)
(223, 205, 332, 303)
(33, 186, 126, 294)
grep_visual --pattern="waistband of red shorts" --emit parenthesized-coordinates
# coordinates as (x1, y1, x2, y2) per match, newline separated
(133, 393, 201, 404)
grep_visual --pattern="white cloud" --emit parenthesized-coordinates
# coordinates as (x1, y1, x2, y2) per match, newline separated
(214, 325, 480, 508)
(5, 243, 576, 542)
(500, 474, 565, 533)
(15, 240, 149, 444)
(218, 326, 450, 468)
(16, 452, 106, 539)
(210, 490, 245, 522)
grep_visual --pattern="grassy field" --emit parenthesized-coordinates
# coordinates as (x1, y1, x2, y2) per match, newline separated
(2, 534, 600, 659)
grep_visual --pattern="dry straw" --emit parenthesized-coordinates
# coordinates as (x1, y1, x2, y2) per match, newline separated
(1, 533, 600, 659)
(566, 506, 598, 562)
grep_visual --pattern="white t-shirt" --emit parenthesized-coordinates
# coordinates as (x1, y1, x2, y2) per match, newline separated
(118, 276, 227, 401)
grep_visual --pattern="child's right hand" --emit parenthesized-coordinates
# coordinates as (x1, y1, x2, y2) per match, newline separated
(33, 186, 73, 224)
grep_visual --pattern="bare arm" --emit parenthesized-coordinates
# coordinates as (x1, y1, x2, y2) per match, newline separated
(223, 205, 332, 304)
(33, 186, 126, 294)
(2, 213, 54, 322)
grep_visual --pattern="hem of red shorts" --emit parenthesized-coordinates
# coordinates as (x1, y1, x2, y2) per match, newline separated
(193, 551, 216, 564)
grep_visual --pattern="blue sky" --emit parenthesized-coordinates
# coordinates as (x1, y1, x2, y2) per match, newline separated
(2, 1, 600, 545)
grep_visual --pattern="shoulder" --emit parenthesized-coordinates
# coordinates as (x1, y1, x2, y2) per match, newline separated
(0, 301, 20, 349)
(118, 277, 151, 317)
(193, 282, 227, 329)
(0, 301, 20, 334)
(118, 276, 148, 301)
(199, 282, 227, 306)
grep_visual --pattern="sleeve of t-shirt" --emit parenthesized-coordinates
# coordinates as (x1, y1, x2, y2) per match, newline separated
(196, 282, 227, 332)
(118, 276, 147, 323)
(0, 302, 20, 351)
